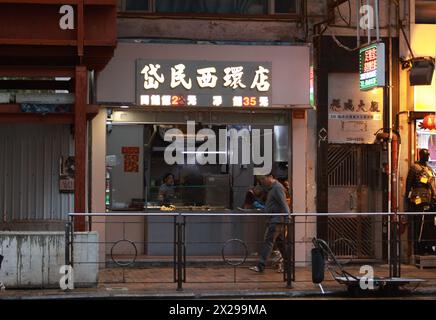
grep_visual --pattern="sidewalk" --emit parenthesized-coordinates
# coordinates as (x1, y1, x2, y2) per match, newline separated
(1, 264, 435, 299)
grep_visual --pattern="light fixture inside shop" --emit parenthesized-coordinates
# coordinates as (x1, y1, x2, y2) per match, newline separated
(182, 151, 227, 154)
(409, 57, 435, 86)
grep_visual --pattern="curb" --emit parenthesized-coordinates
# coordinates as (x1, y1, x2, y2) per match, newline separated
(1, 287, 435, 300)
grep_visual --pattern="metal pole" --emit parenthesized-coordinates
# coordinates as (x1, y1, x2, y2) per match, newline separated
(177, 215, 183, 291)
(367, 0, 371, 44)
(65, 222, 71, 267)
(173, 216, 176, 283)
(375, 0, 380, 41)
(387, 0, 394, 277)
(356, 0, 361, 47)
(285, 220, 292, 288)
(183, 216, 186, 282)
(70, 215, 75, 268)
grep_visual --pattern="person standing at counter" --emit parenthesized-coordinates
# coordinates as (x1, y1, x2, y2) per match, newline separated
(158, 173, 176, 206)
(242, 185, 266, 210)
(250, 174, 291, 273)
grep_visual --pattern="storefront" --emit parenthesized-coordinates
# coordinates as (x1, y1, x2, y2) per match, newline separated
(404, 24, 436, 257)
(93, 42, 313, 259)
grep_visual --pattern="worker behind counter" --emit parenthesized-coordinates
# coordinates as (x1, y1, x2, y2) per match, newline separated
(242, 185, 266, 210)
(158, 173, 176, 206)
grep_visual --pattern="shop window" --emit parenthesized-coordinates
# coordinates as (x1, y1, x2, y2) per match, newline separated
(415, 1, 436, 24)
(119, 0, 298, 15)
(124, 0, 150, 11)
(416, 119, 436, 172)
(105, 123, 289, 212)
(272, 0, 296, 14)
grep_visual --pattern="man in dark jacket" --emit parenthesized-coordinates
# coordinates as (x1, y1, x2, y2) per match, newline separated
(406, 148, 436, 255)
(250, 174, 291, 273)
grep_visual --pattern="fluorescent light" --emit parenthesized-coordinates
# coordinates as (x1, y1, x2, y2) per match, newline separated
(181, 151, 227, 154)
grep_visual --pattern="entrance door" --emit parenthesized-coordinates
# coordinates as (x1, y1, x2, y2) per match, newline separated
(327, 144, 383, 260)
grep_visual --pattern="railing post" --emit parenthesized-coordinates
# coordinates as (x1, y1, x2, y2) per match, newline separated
(176, 214, 184, 291)
(71, 215, 75, 268)
(173, 215, 177, 283)
(291, 215, 295, 282)
(284, 215, 294, 288)
(183, 216, 186, 283)
(65, 220, 71, 267)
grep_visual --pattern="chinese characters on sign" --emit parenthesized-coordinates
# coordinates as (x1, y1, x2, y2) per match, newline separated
(136, 60, 272, 108)
(329, 73, 383, 144)
(359, 43, 385, 91)
(122, 147, 140, 173)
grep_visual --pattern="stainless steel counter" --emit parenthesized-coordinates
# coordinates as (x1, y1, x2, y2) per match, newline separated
(106, 208, 268, 256)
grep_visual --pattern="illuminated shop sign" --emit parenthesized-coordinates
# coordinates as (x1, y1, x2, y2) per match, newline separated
(359, 43, 385, 91)
(136, 59, 272, 107)
(309, 65, 315, 107)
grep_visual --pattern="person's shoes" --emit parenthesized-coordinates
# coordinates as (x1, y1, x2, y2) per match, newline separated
(276, 261, 284, 273)
(271, 250, 283, 269)
(249, 265, 264, 273)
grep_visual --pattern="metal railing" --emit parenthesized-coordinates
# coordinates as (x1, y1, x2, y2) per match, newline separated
(65, 211, 436, 292)
(66, 212, 294, 290)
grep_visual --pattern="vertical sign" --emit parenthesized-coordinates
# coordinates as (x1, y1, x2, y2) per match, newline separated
(309, 65, 315, 107)
(122, 147, 140, 173)
(359, 43, 385, 91)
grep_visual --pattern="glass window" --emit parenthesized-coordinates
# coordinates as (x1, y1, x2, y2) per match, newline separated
(125, 0, 149, 11)
(274, 0, 296, 14)
(106, 122, 289, 211)
(155, 0, 267, 14)
(416, 119, 436, 172)
(416, 1, 436, 24)
(121, 0, 297, 15)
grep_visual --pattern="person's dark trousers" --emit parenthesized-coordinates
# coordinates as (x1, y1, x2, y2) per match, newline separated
(258, 217, 289, 270)
(408, 203, 435, 255)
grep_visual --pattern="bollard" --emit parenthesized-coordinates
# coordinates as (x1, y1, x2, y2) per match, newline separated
(311, 247, 325, 284)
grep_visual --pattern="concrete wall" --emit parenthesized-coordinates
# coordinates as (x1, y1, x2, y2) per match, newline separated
(325, 0, 407, 38)
(292, 110, 316, 266)
(118, 18, 304, 42)
(0, 232, 98, 288)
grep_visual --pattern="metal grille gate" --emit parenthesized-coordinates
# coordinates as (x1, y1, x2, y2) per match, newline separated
(327, 144, 375, 259)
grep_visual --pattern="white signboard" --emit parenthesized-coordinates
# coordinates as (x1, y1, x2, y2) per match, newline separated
(136, 60, 272, 108)
(328, 73, 383, 144)
(97, 43, 311, 107)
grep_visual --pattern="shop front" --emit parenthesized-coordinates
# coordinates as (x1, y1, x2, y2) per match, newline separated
(405, 24, 436, 260)
(93, 42, 313, 261)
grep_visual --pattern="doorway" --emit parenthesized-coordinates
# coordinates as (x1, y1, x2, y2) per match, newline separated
(327, 144, 383, 261)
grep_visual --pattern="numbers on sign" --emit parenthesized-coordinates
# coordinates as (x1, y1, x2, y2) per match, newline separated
(243, 97, 257, 107)
(171, 96, 179, 105)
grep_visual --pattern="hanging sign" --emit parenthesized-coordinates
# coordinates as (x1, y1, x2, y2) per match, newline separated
(359, 43, 385, 91)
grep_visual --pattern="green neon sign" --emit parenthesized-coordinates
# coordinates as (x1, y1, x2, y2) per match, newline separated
(359, 43, 385, 91)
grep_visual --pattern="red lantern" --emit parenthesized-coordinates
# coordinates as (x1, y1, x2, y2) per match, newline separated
(419, 115, 436, 130)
